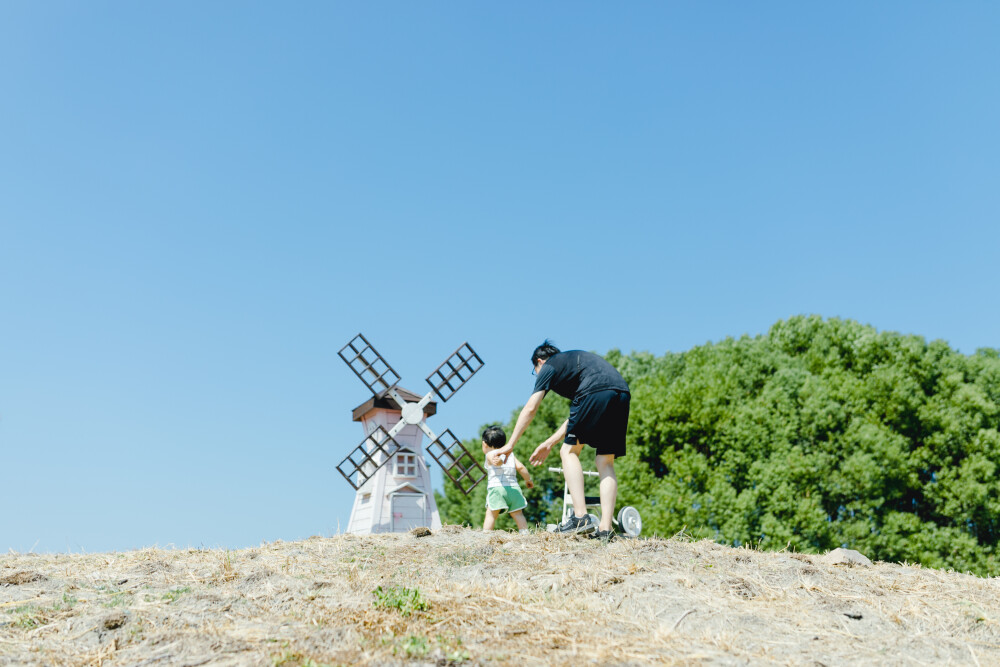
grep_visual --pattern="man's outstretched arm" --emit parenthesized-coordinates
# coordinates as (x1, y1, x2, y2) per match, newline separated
(486, 390, 546, 465)
(529, 419, 568, 466)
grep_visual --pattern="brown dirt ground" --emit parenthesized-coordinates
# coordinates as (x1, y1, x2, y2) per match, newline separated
(2, 527, 999, 666)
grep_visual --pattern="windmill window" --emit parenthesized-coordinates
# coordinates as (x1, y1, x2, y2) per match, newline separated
(395, 453, 417, 478)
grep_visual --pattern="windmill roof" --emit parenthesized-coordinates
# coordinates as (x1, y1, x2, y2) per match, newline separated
(386, 482, 424, 495)
(351, 386, 437, 422)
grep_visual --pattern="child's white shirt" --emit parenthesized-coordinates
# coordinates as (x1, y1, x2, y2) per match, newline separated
(486, 453, 518, 488)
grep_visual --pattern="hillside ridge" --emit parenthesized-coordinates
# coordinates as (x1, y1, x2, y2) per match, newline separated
(3, 528, 999, 665)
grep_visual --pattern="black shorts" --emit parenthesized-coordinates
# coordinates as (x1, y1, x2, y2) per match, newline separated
(564, 389, 630, 457)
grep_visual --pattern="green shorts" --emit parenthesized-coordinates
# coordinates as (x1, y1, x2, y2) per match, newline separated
(486, 485, 527, 514)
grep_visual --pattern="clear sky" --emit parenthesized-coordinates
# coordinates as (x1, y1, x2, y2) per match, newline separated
(2, 3, 998, 553)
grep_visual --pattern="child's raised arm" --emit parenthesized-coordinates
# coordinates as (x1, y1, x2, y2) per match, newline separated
(512, 455, 534, 489)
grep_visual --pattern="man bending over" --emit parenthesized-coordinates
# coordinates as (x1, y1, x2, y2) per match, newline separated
(486, 341, 630, 539)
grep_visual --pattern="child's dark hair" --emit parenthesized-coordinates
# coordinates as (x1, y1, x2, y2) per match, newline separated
(481, 425, 507, 449)
(531, 339, 561, 366)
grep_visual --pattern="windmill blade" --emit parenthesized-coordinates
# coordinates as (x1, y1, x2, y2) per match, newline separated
(425, 342, 484, 402)
(338, 333, 401, 396)
(426, 429, 486, 495)
(335, 425, 402, 490)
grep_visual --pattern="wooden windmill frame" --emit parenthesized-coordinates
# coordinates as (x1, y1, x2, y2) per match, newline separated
(337, 333, 487, 496)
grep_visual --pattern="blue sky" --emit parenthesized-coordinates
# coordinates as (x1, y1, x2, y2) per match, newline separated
(2, 3, 998, 553)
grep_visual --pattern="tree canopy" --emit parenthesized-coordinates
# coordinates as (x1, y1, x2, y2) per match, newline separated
(437, 316, 1000, 575)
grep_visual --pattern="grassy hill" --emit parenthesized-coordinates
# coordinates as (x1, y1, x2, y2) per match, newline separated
(3, 528, 999, 665)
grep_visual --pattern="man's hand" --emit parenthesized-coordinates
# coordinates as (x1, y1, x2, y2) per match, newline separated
(525, 478, 535, 489)
(529, 442, 553, 466)
(486, 451, 503, 466)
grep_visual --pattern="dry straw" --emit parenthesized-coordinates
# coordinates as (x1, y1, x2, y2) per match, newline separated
(3, 527, 1000, 665)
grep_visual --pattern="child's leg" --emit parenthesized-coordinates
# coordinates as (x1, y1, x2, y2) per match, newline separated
(483, 509, 500, 531)
(510, 510, 528, 531)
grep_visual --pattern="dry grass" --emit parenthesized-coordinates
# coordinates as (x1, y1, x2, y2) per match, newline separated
(3, 527, 1000, 666)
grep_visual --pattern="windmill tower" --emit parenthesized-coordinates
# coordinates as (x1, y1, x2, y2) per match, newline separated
(345, 387, 441, 533)
(337, 334, 487, 534)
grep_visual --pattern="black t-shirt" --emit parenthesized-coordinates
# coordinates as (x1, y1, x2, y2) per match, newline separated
(532, 351, 630, 400)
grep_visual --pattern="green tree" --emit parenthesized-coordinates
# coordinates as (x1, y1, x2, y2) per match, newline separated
(438, 317, 1000, 575)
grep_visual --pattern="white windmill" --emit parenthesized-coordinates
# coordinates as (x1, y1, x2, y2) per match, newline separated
(337, 333, 486, 534)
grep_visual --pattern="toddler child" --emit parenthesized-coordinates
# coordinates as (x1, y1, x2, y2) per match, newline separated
(481, 425, 533, 533)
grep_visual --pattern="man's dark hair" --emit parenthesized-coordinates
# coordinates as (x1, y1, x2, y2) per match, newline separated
(482, 425, 507, 449)
(531, 340, 561, 366)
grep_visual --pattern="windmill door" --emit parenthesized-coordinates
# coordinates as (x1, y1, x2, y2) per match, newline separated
(391, 492, 427, 532)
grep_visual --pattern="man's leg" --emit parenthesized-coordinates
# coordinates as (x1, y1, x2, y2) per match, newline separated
(483, 509, 500, 531)
(560, 442, 587, 518)
(510, 510, 528, 531)
(595, 454, 618, 532)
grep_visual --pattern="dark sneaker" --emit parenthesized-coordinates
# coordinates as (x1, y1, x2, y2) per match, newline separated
(553, 514, 596, 535)
(589, 529, 617, 543)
